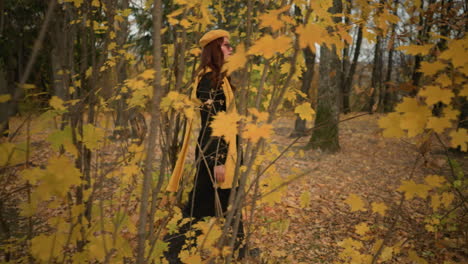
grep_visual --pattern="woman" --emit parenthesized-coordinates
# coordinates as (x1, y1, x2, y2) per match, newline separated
(165, 29, 245, 262)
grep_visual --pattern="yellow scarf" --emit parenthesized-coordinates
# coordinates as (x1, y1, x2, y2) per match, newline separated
(166, 70, 237, 192)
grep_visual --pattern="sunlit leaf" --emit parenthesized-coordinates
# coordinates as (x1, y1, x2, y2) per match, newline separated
(211, 111, 241, 144)
(224, 43, 247, 75)
(354, 222, 370, 236)
(449, 128, 467, 151)
(378, 112, 405, 138)
(242, 123, 272, 143)
(397, 180, 431, 200)
(424, 175, 446, 188)
(371, 202, 388, 216)
(248, 35, 292, 59)
(418, 85, 454, 105)
(344, 194, 366, 212)
(294, 102, 315, 121)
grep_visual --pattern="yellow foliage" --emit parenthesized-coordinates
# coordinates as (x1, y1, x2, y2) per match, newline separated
(0, 142, 27, 167)
(427, 116, 453, 133)
(439, 37, 468, 68)
(248, 34, 292, 59)
(294, 102, 315, 121)
(50, 96, 66, 111)
(354, 222, 370, 236)
(378, 112, 405, 138)
(381, 246, 394, 262)
(419, 61, 446, 76)
(419, 85, 454, 105)
(449, 128, 467, 151)
(210, 111, 241, 144)
(396, 44, 433, 56)
(371, 202, 388, 216)
(424, 175, 446, 188)
(296, 23, 326, 52)
(194, 218, 222, 249)
(31, 233, 66, 262)
(224, 43, 247, 75)
(408, 250, 428, 264)
(242, 123, 273, 143)
(0, 94, 11, 103)
(82, 123, 105, 150)
(397, 180, 431, 200)
(344, 194, 366, 212)
(299, 191, 311, 208)
(247, 108, 269, 122)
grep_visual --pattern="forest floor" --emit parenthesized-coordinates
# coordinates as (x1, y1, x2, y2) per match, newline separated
(3, 112, 466, 263)
(246, 112, 467, 264)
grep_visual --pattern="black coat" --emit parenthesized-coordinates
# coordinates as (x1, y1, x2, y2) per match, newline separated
(184, 72, 233, 219)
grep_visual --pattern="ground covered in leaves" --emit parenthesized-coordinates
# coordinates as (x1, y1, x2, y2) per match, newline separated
(247, 112, 467, 264)
(3, 112, 466, 263)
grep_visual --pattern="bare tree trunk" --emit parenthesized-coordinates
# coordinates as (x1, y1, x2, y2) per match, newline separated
(382, 0, 399, 112)
(342, 24, 363, 114)
(136, 0, 162, 262)
(306, 0, 342, 152)
(291, 46, 315, 137)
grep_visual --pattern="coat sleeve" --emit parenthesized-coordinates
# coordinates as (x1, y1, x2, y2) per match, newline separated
(196, 72, 229, 168)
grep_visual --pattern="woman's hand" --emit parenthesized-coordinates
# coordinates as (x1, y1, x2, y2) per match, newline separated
(214, 165, 225, 183)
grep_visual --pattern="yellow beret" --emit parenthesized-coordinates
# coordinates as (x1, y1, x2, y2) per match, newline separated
(199, 29, 230, 48)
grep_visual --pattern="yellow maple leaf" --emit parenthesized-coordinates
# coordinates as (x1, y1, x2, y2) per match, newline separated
(0, 94, 11, 103)
(441, 192, 454, 207)
(381, 246, 394, 262)
(248, 35, 292, 59)
(242, 123, 272, 143)
(408, 250, 428, 264)
(435, 73, 452, 87)
(400, 111, 429, 137)
(460, 84, 468, 97)
(210, 111, 241, 144)
(259, 11, 285, 31)
(439, 38, 468, 68)
(395, 97, 424, 113)
(294, 102, 315, 121)
(338, 238, 363, 250)
(49, 96, 66, 111)
(344, 194, 366, 212)
(224, 43, 247, 75)
(419, 60, 446, 76)
(247, 108, 269, 122)
(418, 85, 454, 105)
(371, 202, 388, 216)
(397, 180, 431, 200)
(427, 116, 452, 133)
(424, 174, 446, 188)
(443, 107, 460, 121)
(139, 69, 156, 80)
(355, 222, 370, 236)
(299, 191, 311, 208)
(396, 44, 433, 56)
(82, 123, 105, 150)
(449, 128, 467, 151)
(378, 112, 405, 138)
(430, 193, 442, 211)
(296, 23, 325, 52)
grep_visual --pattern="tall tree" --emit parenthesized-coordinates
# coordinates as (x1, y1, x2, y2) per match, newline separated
(307, 0, 342, 152)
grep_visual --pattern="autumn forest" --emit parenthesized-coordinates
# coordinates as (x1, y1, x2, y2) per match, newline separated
(0, 0, 467, 263)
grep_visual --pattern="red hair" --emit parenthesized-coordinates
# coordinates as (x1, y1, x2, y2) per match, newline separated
(196, 37, 225, 88)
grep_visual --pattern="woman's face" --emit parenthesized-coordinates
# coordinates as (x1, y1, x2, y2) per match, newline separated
(221, 37, 233, 60)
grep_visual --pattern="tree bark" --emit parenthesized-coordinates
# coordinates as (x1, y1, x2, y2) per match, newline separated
(342, 24, 363, 114)
(291, 46, 315, 137)
(306, 0, 342, 152)
(136, 0, 163, 262)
